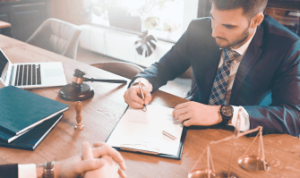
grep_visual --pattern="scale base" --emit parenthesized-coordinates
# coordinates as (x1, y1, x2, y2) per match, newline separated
(216, 171, 240, 178)
(238, 155, 270, 172)
(59, 83, 94, 101)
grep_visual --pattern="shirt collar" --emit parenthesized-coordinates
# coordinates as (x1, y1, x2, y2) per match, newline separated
(231, 28, 257, 56)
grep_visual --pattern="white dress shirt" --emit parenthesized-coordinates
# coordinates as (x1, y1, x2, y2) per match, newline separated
(18, 164, 36, 178)
(135, 29, 257, 131)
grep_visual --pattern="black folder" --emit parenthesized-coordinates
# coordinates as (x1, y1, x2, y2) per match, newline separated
(0, 86, 68, 136)
(0, 114, 63, 150)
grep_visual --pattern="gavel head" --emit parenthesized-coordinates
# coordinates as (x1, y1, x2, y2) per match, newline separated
(59, 69, 94, 101)
(72, 69, 86, 85)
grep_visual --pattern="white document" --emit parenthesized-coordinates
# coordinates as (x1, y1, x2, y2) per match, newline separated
(106, 105, 184, 156)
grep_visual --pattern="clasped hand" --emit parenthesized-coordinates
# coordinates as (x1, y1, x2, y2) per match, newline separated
(54, 142, 126, 178)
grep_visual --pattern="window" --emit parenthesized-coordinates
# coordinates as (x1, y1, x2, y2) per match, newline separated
(86, 0, 198, 42)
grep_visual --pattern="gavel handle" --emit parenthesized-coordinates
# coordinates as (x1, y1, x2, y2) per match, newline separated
(84, 78, 127, 84)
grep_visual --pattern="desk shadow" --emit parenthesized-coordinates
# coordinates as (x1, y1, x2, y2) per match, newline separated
(92, 83, 127, 100)
(187, 125, 259, 137)
(188, 125, 235, 132)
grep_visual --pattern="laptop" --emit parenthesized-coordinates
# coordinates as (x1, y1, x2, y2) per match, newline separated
(0, 48, 67, 89)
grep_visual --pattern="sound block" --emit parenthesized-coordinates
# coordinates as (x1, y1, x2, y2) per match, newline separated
(59, 83, 94, 101)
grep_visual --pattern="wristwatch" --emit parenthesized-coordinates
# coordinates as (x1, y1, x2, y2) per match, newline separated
(44, 161, 55, 178)
(220, 105, 234, 125)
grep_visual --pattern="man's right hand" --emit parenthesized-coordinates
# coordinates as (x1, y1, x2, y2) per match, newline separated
(123, 85, 152, 108)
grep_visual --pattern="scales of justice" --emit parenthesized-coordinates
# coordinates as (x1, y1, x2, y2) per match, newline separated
(188, 109, 270, 178)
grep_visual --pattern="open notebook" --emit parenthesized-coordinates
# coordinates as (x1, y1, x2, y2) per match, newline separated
(106, 105, 187, 160)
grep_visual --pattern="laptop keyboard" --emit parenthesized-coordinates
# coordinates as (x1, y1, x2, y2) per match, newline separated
(15, 64, 41, 86)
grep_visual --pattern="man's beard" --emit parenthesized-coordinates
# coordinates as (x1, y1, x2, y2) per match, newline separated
(215, 28, 250, 49)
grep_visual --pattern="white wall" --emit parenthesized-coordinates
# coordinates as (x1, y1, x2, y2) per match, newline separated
(182, 0, 199, 32)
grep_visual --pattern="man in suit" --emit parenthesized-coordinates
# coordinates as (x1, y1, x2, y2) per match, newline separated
(124, 0, 300, 136)
(0, 142, 126, 178)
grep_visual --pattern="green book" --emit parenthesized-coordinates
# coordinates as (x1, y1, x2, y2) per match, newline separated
(0, 86, 68, 135)
(0, 114, 63, 150)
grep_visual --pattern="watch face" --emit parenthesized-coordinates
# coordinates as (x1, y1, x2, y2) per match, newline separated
(221, 106, 233, 117)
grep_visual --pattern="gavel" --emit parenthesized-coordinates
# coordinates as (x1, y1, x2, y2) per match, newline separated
(72, 69, 127, 84)
(59, 69, 127, 101)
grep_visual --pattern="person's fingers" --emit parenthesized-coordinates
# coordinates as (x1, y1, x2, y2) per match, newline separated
(144, 91, 152, 105)
(173, 105, 189, 120)
(129, 101, 144, 109)
(129, 87, 145, 104)
(76, 159, 106, 173)
(92, 144, 126, 171)
(93, 142, 106, 147)
(118, 168, 127, 178)
(124, 89, 144, 108)
(183, 119, 193, 127)
(176, 102, 189, 110)
(82, 142, 93, 160)
(172, 102, 189, 118)
(177, 112, 191, 123)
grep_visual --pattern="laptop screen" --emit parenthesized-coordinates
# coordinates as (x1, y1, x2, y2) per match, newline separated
(0, 49, 9, 84)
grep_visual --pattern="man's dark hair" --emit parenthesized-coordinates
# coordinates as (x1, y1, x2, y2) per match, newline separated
(211, 0, 268, 17)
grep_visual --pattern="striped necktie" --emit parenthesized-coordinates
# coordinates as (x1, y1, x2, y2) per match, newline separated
(208, 49, 240, 105)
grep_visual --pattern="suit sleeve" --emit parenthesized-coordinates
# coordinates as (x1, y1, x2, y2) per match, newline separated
(0, 164, 18, 178)
(130, 22, 193, 92)
(244, 40, 300, 136)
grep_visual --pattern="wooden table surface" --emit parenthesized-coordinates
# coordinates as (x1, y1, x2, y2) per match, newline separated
(0, 35, 300, 178)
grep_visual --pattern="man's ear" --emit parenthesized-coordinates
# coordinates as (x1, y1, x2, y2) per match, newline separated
(250, 13, 264, 28)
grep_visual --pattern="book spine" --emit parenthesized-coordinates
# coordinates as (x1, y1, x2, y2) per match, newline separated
(0, 135, 9, 143)
(0, 142, 32, 150)
(0, 124, 16, 135)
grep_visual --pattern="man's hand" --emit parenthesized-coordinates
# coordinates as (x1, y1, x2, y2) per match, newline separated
(172, 102, 222, 126)
(123, 85, 152, 108)
(91, 142, 126, 178)
(53, 142, 126, 178)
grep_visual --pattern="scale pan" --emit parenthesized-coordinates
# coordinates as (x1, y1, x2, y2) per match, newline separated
(238, 155, 270, 172)
(188, 169, 217, 178)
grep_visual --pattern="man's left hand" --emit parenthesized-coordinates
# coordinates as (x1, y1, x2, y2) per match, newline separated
(172, 102, 222, 126)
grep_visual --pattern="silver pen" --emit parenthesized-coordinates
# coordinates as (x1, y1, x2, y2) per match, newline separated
(138, 80, 147, 112)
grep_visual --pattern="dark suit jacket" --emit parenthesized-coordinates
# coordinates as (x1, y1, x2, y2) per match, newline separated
(0, 164, 18, 178)
(133, 15, 300, 136)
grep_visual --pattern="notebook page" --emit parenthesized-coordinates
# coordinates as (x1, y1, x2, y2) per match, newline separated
(106, 105, 183, 156)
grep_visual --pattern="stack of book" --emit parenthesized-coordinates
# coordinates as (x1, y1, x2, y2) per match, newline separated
(0, 86, 69, 150)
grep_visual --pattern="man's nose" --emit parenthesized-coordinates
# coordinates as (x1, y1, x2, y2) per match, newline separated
(212, 24, 221, 38)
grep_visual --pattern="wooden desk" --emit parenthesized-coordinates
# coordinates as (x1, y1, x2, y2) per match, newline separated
(0, 35, 300, 178)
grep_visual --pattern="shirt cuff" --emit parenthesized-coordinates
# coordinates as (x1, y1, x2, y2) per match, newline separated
(18, 164, 37, 178)
(131, 77, 153, 92)
(230, 106, 250, 131)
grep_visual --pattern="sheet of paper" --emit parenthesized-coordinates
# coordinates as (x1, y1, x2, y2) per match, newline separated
(106, 105, 183, 156)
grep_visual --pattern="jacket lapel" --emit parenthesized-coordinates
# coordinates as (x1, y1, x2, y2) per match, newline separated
(230, 25, 264, 104)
